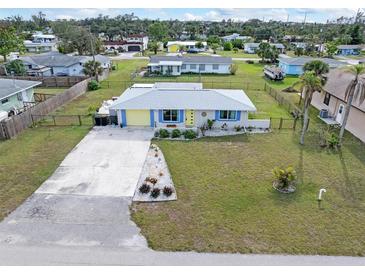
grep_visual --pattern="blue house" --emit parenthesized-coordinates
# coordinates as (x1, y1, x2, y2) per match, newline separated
(337, 45, 363, 56)
(278, 57, 345, 76)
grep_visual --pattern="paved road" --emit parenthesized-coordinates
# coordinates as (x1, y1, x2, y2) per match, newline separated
(0, 244, 364, 265)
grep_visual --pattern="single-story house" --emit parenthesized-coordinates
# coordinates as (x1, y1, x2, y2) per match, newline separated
(337, 45, 363, 56)
(109, 82, 257, 129)
(19, 52, 111, 77)
(147, 55, 232, 76)
(278, 57, 345, 76)
(104, 35, 149, 52)
(359, 59, 365, 64)
(166, 41, 207, 53)
(244, 43, 285, 54)
(24, 33, 58, 53)
(0, 79, 41, 114)
(291, 42, 307, 49)
(311, 69, 365, 143)
(221, 33, 251, 42)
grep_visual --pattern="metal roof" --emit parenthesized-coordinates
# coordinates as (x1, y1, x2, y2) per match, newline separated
(279, 57, 345, 67)
(0, 79, 41, 100)
(110, 83, 256, 111)
(149, 55, 232, 64)
(337, 45, 363, 50)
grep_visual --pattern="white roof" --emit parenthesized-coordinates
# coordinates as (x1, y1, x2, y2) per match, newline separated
(131, 83, 154, 88)
(167, 41, 207, 47)
(154, 82, 203, 89)
(110, 83, 256, 111)
(159, 61, 183, 66)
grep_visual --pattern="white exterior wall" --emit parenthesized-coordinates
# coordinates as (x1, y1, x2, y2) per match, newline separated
(52, 63, 84, 76)
(181, 63, 230, 74)
(153, 110, 186, 129)
(161, 65, 181, 76)
(194, 110, 248, 129)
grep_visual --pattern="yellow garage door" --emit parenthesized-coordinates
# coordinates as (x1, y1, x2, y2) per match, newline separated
(126, 110, 150, 126)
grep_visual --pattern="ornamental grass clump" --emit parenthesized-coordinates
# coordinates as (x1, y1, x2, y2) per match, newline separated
(272, 166, 297, 193)
(150, 188, 161, 198)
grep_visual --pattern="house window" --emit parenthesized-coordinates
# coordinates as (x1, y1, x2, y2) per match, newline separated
(213, 64, 219, 70)
(199, 64, 205, 71)
(323, 93, 331, 106)
(17, 93, 23, 101)
(1, 98, 9, 104)
(163, 110, 179, 122)
(177, 66, 180, 73)
(190, 64, 196, 69)
(181, 64, 186, 70)
(219, 110, 237, 120)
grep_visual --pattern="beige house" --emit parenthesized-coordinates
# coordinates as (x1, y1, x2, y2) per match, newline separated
(311, 69, 365, 143)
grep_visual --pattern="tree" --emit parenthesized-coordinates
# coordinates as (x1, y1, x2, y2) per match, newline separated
(148, 22, 168, 41)
(5, 59, 26, 75)
(210, 43, 219, 54)
(231, 39, 243, 49)
(325, 41, 338, 57)
(0, 26, 25, 62)
(83, 60, 103, 82)
(223, 41, 233, 51)
(148, 41, 159, 54)
(233, 47, 239, 53)
(349, 24, 364, 44)
(195, 41, 204, 49)
(257, 42, 273, 63)
(292, 72, 324, 145)
(338, 65, 365, 144)
(207, 35, 221, 46)
(294, 47, 304, 56)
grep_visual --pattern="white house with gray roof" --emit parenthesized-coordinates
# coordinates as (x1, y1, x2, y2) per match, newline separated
(278, 57, 345, 76)
(109, 82, 261, 130)
(244, 43, 285, 54)
(0, 79, 41, 115)
(147, 55, 232, 76)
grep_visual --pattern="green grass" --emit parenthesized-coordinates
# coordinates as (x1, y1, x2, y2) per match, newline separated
(34, 88, 66, 95)
(216, 50, 259, 58)
(132, 131, 365, 256)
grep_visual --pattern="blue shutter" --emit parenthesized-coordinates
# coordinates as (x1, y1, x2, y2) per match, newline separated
(121, 110, 127, 126)
(215, 110, 220, 120)
(236, 111, 241, 121)
(150, 110, 155, 127)
(158, 110, 163, 123)
(179, 110, 184, 123)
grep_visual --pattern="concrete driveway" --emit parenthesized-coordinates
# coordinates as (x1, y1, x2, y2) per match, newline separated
(0, 127, 154, 250)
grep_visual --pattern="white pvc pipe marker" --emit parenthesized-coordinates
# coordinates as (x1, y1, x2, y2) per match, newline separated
(318, 188, 327, 200)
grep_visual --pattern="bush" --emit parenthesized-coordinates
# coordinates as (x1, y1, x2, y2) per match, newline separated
(139, 184, 151, 194)
(183, 129, 197, 139)
(327, 132, 340, 149)
(246, 60, 254, 64)
(230, 64, 238, 75)
(150, 188, 161, 198)
(87, 104, 99, 115)
(163, 186, 173, 197)
(207, 119, 215, 129)
(233, 47, 239, 53)
(88, 80, 100, 91)
(223, 41, 233, 51)
(145, 177, 158, 185)
(154, 131, 159, 137)
(234, 125, 242, 132)
(159, 129, 170, 138)
(171, 129, 182, 138)
(111, 65, 117, 70)
(272, 166, 297, 190)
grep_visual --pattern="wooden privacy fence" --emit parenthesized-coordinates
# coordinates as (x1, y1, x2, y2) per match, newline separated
(0, 76, 88, 88)
(0, 78, 91, 139)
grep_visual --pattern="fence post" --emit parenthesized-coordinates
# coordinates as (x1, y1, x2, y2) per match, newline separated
(108, 81, 110, 88)
(279, 117, 283, 130)
(293, 118, 297, 130)
(52, 115, 56, 126)
(264, 82, 267, 91)
(269, 117, 272, 130)
(78, 115, 82, 126)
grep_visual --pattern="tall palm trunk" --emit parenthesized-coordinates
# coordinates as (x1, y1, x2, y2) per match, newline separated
(339, 82, 356, 144)
(300, 90, 313, 145)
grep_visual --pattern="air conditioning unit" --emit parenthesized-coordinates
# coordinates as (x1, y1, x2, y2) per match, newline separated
(319, 109, 329, 118)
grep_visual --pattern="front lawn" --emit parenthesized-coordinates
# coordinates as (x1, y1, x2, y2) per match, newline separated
(216, 50, 259, 58)
(132, 131, 365, 256)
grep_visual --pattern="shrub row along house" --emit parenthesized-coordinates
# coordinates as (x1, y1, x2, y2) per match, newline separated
(103, 34, 149, 52)
(108, 82, 266, 130)
(147, 56, 233, 76)
(16, 51, 111, 77)
(0, 79, 41, 117)
(278, 57, 345, 76)
(312, 69, 365, 143)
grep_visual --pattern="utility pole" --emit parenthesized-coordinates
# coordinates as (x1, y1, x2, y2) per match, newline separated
(88, 26, 98, 82)
(303, 11, 307, 24)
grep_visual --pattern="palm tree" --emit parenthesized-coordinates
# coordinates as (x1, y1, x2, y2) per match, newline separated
(293, 71, 324, 145)
(338, 64, 365, 144)
(210, 43, 219, 54)
(83, 60, 103, 82)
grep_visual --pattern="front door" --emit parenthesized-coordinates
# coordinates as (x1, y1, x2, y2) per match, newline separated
(185, 110, 194, 127)
(336, 104, 344, 124)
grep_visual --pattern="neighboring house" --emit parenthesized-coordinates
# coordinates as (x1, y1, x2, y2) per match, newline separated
(19, 52, 111, 77)
(104, 35, 149, 52)
(311, 69, 365, 143)
(0, 79, 41, 114)
(24, 32, 58, 53)
(291, 42, 307, 49)
(166, 41, 207, 53)
(359, 59, 365, 64)
(109, 82, 257, 129)
(244, 43, 285, 54)
(221, 33, 251, 42)
(147, 55, 232, 76)
(278, 57, 345, 76)
(337, 45, 363, 56)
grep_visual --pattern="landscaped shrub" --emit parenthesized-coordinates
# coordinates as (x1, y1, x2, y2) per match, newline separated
(88, 80, 101, 91)
(154, 131, 159, 137)
(223, 41, 233, 51)
(150, 188, 161, 198)
(246, 60, 254, 64)
(183, 129, 197, 139)
(230, 64, 238, 75)
(272, 166, 297, 192)
(87, 104, 99, 115)
(234, 125, 242, 132)
(207, 119, 215, 130)
(145, 177, 158, 185)
(159, 129, 170, 138)
(163, 186, 173, 197)
(139, 183, 151, 194)
(327, 133, 340, 149)
(171, 129, 182, 138)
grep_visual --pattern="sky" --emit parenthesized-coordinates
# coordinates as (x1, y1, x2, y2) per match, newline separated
(0, 8, 363, 23)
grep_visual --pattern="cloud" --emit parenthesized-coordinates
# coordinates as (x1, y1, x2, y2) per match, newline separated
(183, 13, 203, 21)
(55, 14, 75, 20)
